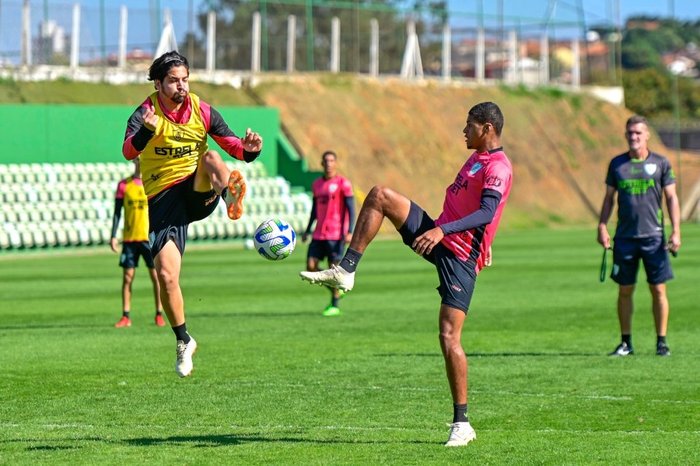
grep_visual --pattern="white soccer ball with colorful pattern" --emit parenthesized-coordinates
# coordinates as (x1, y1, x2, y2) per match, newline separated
(253, 218, 296, 261)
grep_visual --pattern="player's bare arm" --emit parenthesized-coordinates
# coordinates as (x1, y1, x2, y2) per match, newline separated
(664, 183, 681, 253)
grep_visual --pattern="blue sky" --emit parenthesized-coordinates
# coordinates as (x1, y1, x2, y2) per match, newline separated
(2, 1, 698, 63)
(74, 0, 700, 25)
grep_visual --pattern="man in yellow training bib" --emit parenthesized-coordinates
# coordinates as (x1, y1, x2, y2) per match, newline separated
(110, 158, 164, 328)
(122, 51, 263, 377)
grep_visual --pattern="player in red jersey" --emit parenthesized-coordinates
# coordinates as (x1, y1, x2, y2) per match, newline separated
(110, 158, 164, 328)
(301, 151, 356, 316)
(301, 102, 512, 447)
(122, 51, 263, 377)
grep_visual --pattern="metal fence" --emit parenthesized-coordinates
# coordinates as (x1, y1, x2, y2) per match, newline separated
(0, 1, 619, 87)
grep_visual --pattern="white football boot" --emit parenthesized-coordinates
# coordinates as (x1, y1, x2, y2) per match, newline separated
(175, 337, 198, 377)
(444, 422, 476, 447)
(300, 264, 355, 292)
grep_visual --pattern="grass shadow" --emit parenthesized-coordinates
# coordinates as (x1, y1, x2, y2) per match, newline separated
(124, 433, 436, 447)
(374, 352, 599, 358)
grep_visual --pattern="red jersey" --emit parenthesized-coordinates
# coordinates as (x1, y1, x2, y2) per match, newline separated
(435, 149, 512, 273)
(311, 175, 354, 240)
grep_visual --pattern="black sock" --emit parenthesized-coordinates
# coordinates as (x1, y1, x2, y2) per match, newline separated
(331, 296, 339, 307)
(453, 403, 468, 423)
(173, 324, 190, 343)
(339, 248, 362, 273)
(657, 335, 667, 346)
(622, 334, 632, 347)
(122, 311, 130, 318)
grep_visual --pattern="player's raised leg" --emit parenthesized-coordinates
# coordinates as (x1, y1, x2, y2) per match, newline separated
(300, 185, 411, 291)
(196, 150, 247, 220)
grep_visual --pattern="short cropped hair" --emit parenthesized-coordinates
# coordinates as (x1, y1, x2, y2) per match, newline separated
(321, 150, 337, 161)
(469, 102, 504, 136)
(626, 115, 648, 128)
(148, 51, 189, 82)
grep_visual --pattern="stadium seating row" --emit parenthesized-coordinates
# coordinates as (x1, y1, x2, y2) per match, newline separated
(0, 161, 270, 185)
(0, 162, 311, 250)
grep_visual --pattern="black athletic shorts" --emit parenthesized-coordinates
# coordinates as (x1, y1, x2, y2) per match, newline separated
(612, 236, 673, 286)
(148, 173, 219, 257)
(119, 241, 155, 269)
(307, 239, 345, 263)
(398, 201, 477, 313)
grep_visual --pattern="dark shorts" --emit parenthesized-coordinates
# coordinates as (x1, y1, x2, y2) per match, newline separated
(119, 241, 155, 269)
(398, 202, 477, 313)
(611, 236, 673, 286)
(307, 239, 345, 263)
(148, 173, 219, 257)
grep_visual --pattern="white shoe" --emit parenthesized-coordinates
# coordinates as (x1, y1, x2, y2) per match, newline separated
(175, 337, 197, 377)
(300, 265, 355, 292)
(444, 422, 476, 447)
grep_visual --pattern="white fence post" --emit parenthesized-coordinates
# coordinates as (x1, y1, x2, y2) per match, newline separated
(21, 0, 32, 66)
(206, 11, 216, 73)
(441, 23, 451, 81)
(400, 20, 423, 80)
(476, 27, 485, 83)
(571, 39, 580, 89)
(252, 12, 261, 73)
(118, 6, 128, 69)
(540, 33, 549, 84)
(507, 29, 518, 83)
(287, 15, 296, 73)
(330, 17, 340, 73)
(70, 3, 80, 70)
(369, 18, 379, 77)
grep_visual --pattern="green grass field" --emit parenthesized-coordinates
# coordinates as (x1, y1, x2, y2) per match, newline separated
(1, 226, 698, 464)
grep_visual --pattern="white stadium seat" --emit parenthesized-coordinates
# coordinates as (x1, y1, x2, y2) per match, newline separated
(0, 162, 312, 250)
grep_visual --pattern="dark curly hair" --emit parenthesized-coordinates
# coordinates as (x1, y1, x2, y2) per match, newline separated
(148, 51, 189, 82)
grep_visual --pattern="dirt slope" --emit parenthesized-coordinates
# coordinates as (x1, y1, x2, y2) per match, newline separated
(256, 75, 700, 229)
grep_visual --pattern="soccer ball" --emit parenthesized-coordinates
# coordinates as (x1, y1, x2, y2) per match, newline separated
(252, 218, 296, 261)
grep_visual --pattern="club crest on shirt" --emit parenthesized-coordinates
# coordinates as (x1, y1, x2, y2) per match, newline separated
(644, 163, 657, 175)
(469, 162, 483, 176)
(328, 183, 338, 193)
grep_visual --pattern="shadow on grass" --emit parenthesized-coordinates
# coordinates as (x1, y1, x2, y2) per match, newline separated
(195, 312, 313, 319)
(374, 352, 599, 357)
(0, 323, 105, 331)
(125, 433, 435, 447)
(26, 444, 81, 451)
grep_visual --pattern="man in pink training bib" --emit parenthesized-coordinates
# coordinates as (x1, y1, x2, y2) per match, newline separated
(300, 102, 512, 447)
(301, 150, 356, 317)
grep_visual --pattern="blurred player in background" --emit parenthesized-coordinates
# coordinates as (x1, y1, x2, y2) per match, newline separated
(301, 102, 512, 447)
(597, 115, 681, 357)
(110, 158, 164, 328)
(122, 51, 263, 377)
(301, 150, 356, 317)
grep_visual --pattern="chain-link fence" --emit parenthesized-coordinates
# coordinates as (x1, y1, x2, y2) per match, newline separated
(0, 1, 619, 87)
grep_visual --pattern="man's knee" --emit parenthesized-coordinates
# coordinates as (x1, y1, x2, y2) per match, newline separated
(618, 285, 635, 298)
(366, 185, 395, 207)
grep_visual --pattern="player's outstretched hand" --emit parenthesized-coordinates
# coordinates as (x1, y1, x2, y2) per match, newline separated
(242, 128, 263, 152)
